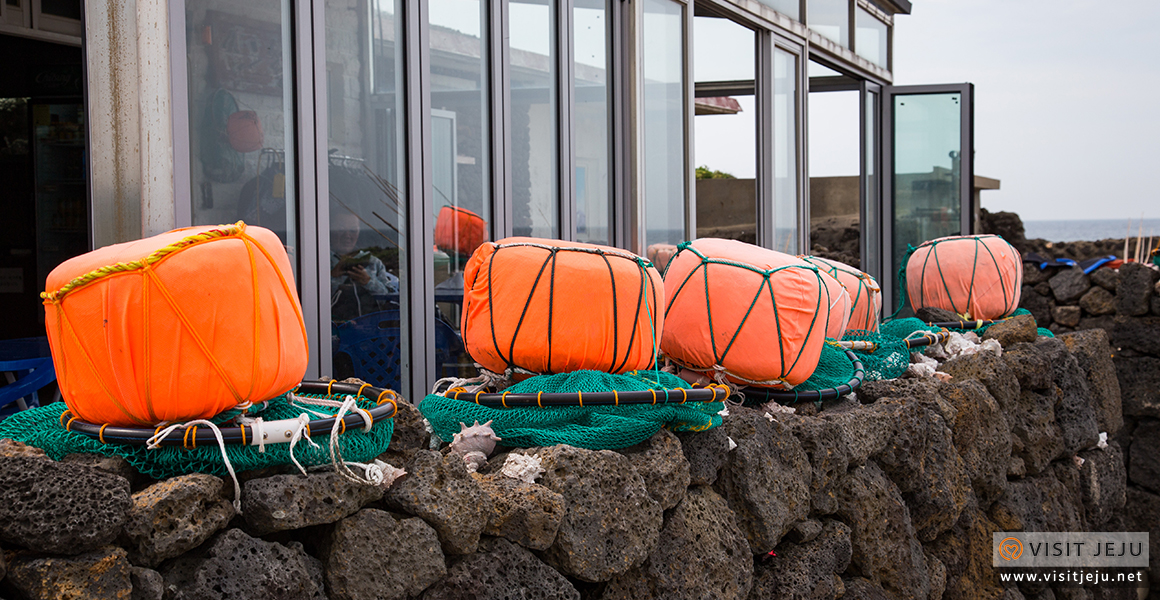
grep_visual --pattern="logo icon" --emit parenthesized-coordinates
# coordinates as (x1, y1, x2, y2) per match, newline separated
(999, 537, 1023, 561)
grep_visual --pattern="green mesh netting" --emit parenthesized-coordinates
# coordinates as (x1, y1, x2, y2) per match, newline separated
(0, 393, 393, 479)
(420, 370, 723, 450)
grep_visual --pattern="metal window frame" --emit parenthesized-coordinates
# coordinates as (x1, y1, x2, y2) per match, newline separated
(170, 0, 191, 229)
(404, 0, 435, 404)
(774, 36, 808, 255)
(859, 80, 881, 278)
(492, 0, 512, 239)
(558, 0, 575, 241)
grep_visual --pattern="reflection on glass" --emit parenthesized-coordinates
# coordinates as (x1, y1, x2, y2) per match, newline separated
(807, 89, 859, 265)
(41, 0, 81, 19)
(774, 48, 798, 254)
(891, 93, 962, 309)
(862, 90, 879, 278)
(429, 0, 489, 380)
(694, 15, 755, 245)
(509, 0, 558, 238)
(325, 0, 409, 391)
(807, 0, 848, 47)
(693, 16, 753, 83)
(185, 0, 297, 278)
(574, 0, 611, 245)
(643, 0, 685, 251)
(855, 7, 888, 68)
(758, 0, 799, 21)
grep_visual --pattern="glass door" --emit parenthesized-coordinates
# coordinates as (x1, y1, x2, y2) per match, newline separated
(881, 83, 974, 316)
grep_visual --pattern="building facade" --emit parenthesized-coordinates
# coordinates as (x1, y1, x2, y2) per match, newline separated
(1, 0, 976, 404)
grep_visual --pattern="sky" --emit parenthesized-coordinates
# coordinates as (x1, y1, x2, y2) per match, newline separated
(890, 0, 1160, 221)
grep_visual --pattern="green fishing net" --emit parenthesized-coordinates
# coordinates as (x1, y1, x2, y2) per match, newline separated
(420, 370, 723, 451)
(0, 393, 394, 479)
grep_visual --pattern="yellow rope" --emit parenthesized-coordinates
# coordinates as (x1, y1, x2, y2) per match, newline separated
(42, 222, 247, 303)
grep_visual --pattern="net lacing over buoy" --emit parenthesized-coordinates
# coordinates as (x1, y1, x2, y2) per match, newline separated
(661, 239, 835, 389)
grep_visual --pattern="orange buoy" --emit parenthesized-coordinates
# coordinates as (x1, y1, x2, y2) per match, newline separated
(800, 255, 881, 333)
(461, 237, 664, 376)
(42, 223, 308, 426)
(905, 234, 1023, 320)
(661, 238, 835, 388)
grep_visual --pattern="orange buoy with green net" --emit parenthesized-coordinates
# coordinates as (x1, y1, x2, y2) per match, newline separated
(904, 234, 1023, 320)
(800, 255, 881, 332)
(41, 222, 309, 427)
(661, 238, 836, 388)
(461, 237, 664, 376)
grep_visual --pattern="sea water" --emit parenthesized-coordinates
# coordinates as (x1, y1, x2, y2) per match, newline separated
(1023, 219, 1160, 243)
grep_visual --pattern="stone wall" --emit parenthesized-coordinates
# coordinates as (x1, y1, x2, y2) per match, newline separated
(1021, 260, 1160, 598)
(0, 315, 1146, 600)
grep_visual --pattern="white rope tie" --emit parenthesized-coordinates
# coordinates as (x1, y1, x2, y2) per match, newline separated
(147, 420, 242, 514)
(287, 413, 320, 476)
(328, 395, 379, 485)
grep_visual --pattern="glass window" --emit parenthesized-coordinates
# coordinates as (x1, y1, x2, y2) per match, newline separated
(429, 0, 490, 380)
(807, 0, 848, 48)
(184, 0, 298, 274)
(325, 0, 409, 391)
(40, 0, 81, 19)
(807, 89, 860, 261)
(758, 0, 799, 21)
(694, 15, 755, 245)
(642, 0, 685, 250)
(693, 16, 753, 83)
(5, 0, 19, 7)
(574, 0, 612, 245)
(773, 48, 799, 254)
(509, 0, 558, 238)
(891, 92, 963, 305)
(855, 7, 888, 68)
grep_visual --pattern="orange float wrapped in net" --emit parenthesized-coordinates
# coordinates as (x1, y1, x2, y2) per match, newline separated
(661, 239, 836, 388)
(434, 206, 487, 258)
(41, 223, 309, 427)
(461, 237, 664, 376)
(905, 234, 1023, 320)
(800, 255, 881, 333)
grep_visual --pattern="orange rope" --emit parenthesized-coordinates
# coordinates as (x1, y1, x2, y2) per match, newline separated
(57, 305, 148, 426)
(98, 424, 109, 444)
(143, 267, 242, 402)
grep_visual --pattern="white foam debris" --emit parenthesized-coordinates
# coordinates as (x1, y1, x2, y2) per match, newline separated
(1073, 455, 1086, 468)
(727, 437, 738, 451)
(1098, 432, 1108, 449)
(718, 404, 730, 417)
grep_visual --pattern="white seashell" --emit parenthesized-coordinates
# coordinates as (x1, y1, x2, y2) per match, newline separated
(462, 451, 488, 474)
(366, 460, 407, 487)
(450, 420, 501, 472)
(500, 453, 544, 483)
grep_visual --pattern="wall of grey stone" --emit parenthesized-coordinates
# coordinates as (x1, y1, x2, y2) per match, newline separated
(0, 319, 1147, 600)
(1021, 260, 1160, 600)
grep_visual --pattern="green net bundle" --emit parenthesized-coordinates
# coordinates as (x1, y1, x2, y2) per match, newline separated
(782, 308, 1053, 399)
(0, 393, 394, 480)
(420, 370, 723, 450)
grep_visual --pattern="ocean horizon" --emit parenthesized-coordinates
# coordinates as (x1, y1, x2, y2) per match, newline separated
(1022, 218, 1160, 243)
